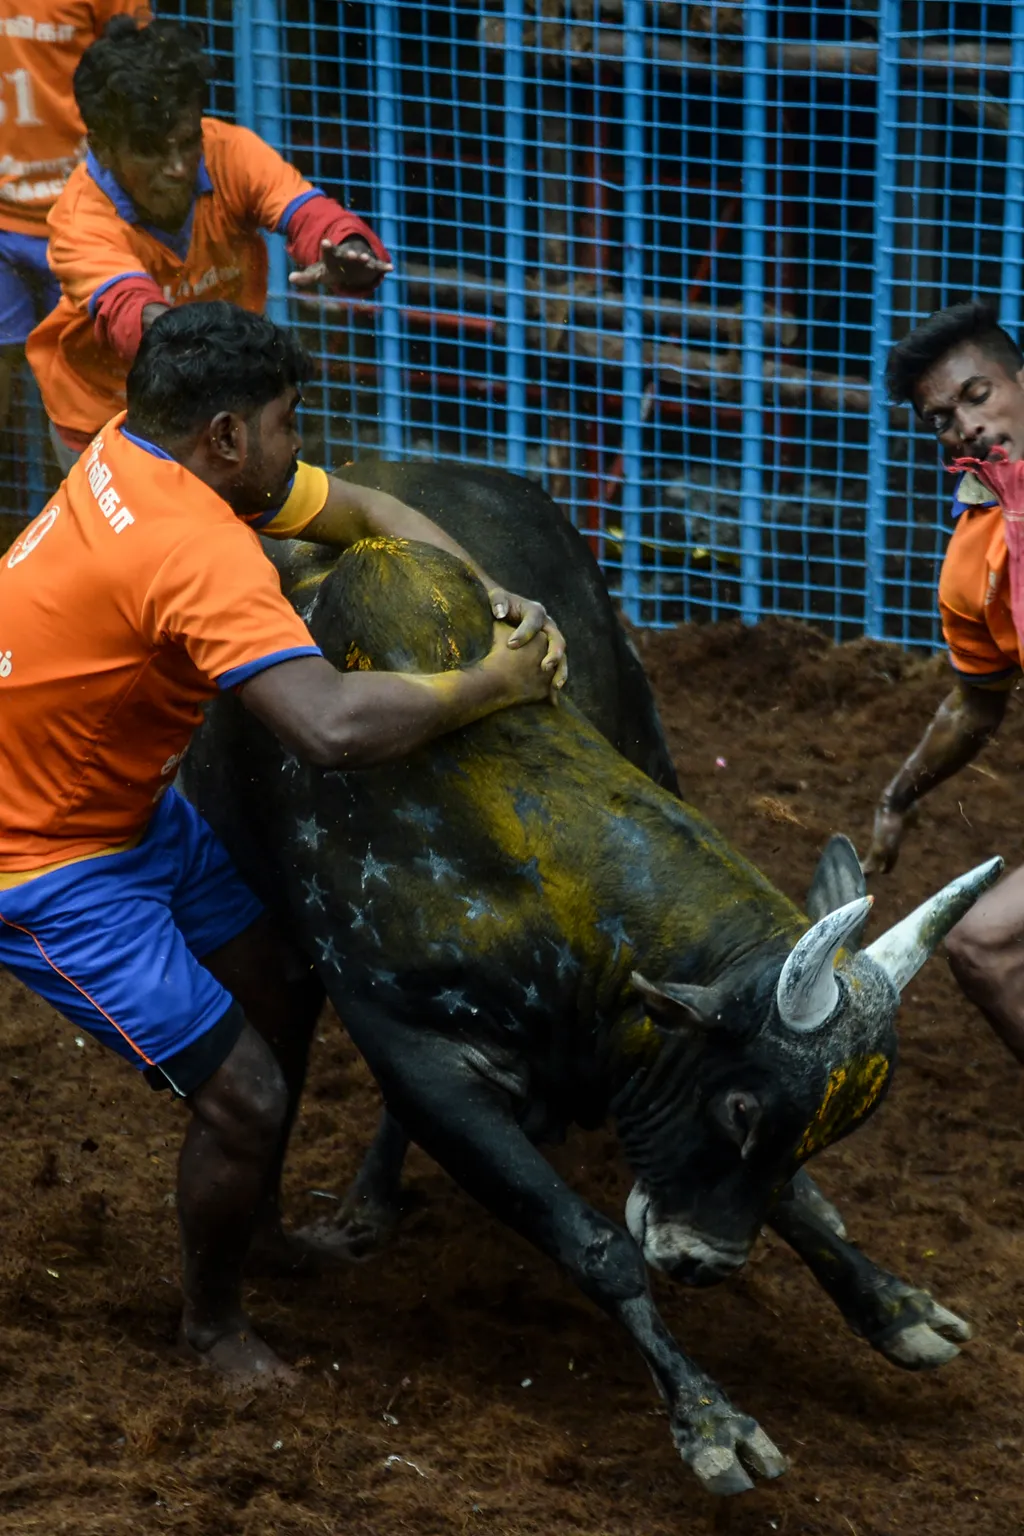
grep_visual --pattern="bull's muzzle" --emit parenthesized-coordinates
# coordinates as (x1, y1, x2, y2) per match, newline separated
(625, 1184, 749, 1287)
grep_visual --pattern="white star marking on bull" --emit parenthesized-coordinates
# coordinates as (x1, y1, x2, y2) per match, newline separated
(416, 849, 458, 882)
(315, 935, 341, 968)
(396, 803, 442, 832)
(545, 937, 580, 979)
(348, 903, 381, 946)
(438, 987, 478, 1015)
(361, 849, 393, 888)
(296, 816, 324, 850)
(369, 966, 398, 988)
(596, 914, 632, 961)
(517, 981, 541, 1008)
(459, 893, 499, 921)
(302, 874, 327, 911)
(514, 856, 544, 891)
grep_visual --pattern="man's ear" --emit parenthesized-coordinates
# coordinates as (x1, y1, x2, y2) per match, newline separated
(208, 410, 244, 467)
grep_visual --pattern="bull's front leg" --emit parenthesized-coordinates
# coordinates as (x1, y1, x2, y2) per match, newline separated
(771, 1171, 971, 1370)
(356, 1023, 787, 1496)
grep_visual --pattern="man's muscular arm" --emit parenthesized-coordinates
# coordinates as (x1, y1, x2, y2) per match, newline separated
(238, 626, 553, 769)
(863, 680, 1010, 873)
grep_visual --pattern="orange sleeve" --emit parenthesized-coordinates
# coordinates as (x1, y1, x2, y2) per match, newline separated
(143, 523, 322, 690)
(46, 176, 153, 313)
(211, 123, 316, 235)
(939, 566, 1019, 683)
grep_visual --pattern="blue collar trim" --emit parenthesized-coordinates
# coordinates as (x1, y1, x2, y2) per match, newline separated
(120, 426, 175, 461)
(86, 148, 213, 259)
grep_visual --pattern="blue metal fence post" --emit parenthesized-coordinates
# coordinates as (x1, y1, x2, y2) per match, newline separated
(739, 0, 766, 627)
(373, 0, 404, 458)
(234, 0, 287, 323)
(1001, 2, 1024, 337)
(866, 0, 900, 641)
(503, 0, 527, 476)
(619, 0, 645, 624)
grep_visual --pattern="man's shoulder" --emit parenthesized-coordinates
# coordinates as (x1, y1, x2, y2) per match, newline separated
(47, 160, 91, 219)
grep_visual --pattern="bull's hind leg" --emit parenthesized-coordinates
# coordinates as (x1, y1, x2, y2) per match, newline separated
(771, 1173, 971, 1370)
(295, 1108, 411, 1260)
(351, 1018, 787, 1497)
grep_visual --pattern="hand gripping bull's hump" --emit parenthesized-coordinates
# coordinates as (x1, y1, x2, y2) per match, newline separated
(184, 489, 1001, 1498)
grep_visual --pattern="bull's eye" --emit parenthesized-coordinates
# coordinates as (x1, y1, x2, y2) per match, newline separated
(715, 1090, 762, 1158)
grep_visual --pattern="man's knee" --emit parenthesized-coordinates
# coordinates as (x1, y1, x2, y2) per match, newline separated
(190, 1024, 290, 1157)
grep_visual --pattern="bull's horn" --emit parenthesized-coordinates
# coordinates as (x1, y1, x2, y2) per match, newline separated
(776, 897, 874, 1033)
(863, 856, 1004, 993)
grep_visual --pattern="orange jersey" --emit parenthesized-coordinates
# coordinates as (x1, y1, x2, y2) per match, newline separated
(0, 412, 329, 872)
(27, 116, 321, 434)
(939, 470, 1021, 682)
(0, 1, 149, 236)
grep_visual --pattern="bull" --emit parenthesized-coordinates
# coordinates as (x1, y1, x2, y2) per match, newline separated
(183, 462, 999, 1496)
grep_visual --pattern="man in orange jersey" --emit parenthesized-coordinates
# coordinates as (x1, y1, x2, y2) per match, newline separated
(26, 15, 391, 470)
(0, 301, 567, 1381)
(864, 300, 1024, 1062)
(0, 1, 149, 426)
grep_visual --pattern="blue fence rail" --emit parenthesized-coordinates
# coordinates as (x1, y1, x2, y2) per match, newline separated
(3, 2, 1020, 646)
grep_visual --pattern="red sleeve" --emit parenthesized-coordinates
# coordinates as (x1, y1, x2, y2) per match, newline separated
(93, 275, 167, 362)
(285, 194, 391, 296)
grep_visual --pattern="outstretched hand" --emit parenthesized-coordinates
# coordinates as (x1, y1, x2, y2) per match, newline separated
(861, 800, 913, 876)
(288, 237, 393, 294)
(488, 588, 568, 691)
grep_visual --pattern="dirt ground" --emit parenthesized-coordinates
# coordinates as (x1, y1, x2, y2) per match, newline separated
(2, 616, 1024, 1536)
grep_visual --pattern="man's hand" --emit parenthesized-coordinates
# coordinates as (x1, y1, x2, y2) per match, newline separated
(862, 799, 912, 876)
(288, 237, 393, 294)
(479, 625, 558, 708)
(861, 681, 1008, 878)
(488, 588, 568, 690)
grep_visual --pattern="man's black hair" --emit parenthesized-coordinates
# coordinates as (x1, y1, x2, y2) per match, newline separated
(886, 300, 1024, 409)
(73, 16, 210, 149)
(125, 302, 311, 441)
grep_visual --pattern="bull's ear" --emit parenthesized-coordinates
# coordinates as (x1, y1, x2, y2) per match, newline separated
(630, 972, 726, 1033)
(807, 834, 868, 938)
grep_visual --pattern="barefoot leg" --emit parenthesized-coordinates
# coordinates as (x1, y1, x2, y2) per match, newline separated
(201, 915, 325, 1269)
(179, 1020, 295, 1382)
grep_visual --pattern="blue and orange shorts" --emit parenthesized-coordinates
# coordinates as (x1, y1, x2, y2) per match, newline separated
(0, 229, 60, 346)
(0, 790, 263, 1096)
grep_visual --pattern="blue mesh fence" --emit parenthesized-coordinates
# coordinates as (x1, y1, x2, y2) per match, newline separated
(4, 2, 1022, 644)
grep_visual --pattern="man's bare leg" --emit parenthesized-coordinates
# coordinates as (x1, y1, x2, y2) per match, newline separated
(945, 863, 1024, 1062)
(201, 914, 327, 1267)
(179, 1020, 293, 1380)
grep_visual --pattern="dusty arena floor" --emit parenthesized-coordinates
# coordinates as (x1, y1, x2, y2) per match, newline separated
(2, 617, 1024, 1535)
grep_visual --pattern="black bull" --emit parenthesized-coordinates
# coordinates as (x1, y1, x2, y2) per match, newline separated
(183, 462, 997, 1496)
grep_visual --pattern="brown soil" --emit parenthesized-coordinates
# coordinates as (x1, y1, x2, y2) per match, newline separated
(2, 617, 1024, 1536)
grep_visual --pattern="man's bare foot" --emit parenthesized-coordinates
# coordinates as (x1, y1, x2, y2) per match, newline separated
(178, 1320, 298, 1387)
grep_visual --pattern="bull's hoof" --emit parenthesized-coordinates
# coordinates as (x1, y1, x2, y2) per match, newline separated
(674, 1407, 787, 1496)
(293, 1189, 413, 1263)
(864, 1282, 972, 1371)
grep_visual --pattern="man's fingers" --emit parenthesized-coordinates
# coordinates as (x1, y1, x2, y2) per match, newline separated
(506, 603, 547, 648)
(288, 263, 326, 289)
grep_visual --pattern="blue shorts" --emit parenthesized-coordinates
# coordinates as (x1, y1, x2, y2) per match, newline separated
(0, 229, 60, 346)
(0, 789, 263, 1093)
